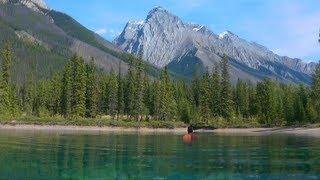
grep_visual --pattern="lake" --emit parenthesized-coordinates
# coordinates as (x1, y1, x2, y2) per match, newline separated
(0, 130, 319, 179)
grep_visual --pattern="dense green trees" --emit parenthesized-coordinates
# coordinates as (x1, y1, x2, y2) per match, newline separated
(71, 55, 87, 117)
(158, 66, 176, 121)
(0, 42, 12, 113)
(85, 57, 97, 118)
(61, 62, 72, 117)
(107, 70, 118, 119)
(134, 56, 145, 121)
(210, 64, 220, 117)
(220, 55, 234, 119)
(125, 54, 136, 119)
(312, 61, 320, 120)
(22, 73, 35, 115)
(256, 78, 278, 124)
(0, 43, 319, 126)
(48, 73, 62, 116)
(117, 61, 124, 119)
(234, 80, 249, 118)
(199, 68, 211, 123)
(283, 85, 295, 123)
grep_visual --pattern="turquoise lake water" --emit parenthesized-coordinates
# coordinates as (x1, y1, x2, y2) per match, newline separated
(0, 130, 319, 179)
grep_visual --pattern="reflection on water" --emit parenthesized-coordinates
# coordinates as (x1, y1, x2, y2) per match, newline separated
(0, 130, 319, 179)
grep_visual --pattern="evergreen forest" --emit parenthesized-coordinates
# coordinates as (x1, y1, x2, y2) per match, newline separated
(1, 43, 320, 128)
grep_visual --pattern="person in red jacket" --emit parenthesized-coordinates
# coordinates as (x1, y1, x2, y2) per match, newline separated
(183, 126, 198, 143)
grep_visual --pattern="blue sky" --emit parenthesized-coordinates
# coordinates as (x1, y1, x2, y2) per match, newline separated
(44, 0, 320, 62)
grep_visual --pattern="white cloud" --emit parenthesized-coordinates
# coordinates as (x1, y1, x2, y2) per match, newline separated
(94, 28, 121, 39)
(95, 28, 107, 35)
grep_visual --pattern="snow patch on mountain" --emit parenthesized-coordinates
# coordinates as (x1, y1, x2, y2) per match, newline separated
(193, 25, 204, 32)
(219, 31, 229, 39)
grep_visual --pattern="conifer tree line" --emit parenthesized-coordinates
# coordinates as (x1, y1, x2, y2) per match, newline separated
(1, 43, 320, 125)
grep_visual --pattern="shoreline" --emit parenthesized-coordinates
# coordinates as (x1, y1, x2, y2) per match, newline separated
(209, 127, 320, 136)
(0, 124, 320, 136)
(0, 124, 186, 133)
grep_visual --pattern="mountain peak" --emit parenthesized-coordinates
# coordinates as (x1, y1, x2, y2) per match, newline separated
(0, 0, 50, 11)
(28, 0, 49, 9)
(114, 6, 315, 84)
(149, 6, 166, 14)
(146, 6, 177, 21)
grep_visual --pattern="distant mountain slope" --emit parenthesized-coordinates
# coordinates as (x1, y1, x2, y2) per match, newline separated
(0, 0, 132, 82)
(114, 7, 316, 84)
(0, 1, 69, 81)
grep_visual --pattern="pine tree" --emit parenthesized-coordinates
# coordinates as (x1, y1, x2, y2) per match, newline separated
(0, 42, 12, 113)
(235, 79, 249, 118)
(107, 70, 118, 119)
(85, 57, 97, 118)
(256, 78, 277, 124)
(294, 84, 308, 122)
(295, 97, 306, 123)
(97, 74, 108, 115)
(220, 55, 233, 119)
(22, 73, 35, 115)
(176, 81, 190, 123)
(191, 65, 201, 108)
(210, 64, 220, 117)
(275, 85, 284, 122)
(248, 84, 259, 117)
(159, 66, 176, 121)
(48, 73, 62, 116)
(117, 61, 124, 119)
(305, 98, 317, 123)
(61, 61, 72, 117)
(199, 67, 211, 124)
(34, 80, 49, 117)
(143, 74, 151, 117)
(180, 99, 191, 123)
(150, 80, 160, 119)
(133, 55, 145, 121)
(71, 55, 87, 117)
(167, 67, 177, 120)
(283, 85, 296, 123)
(311, 61, 320, 120)
(9, 83, 20, 116)
(159, 72, 167, 120)
(124, 54, 136, 119)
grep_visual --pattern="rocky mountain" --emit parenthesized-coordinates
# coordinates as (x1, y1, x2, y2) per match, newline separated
(114, 7, 316, 84)
(1, 0, 49, 12)
(0, 0, 132, 82)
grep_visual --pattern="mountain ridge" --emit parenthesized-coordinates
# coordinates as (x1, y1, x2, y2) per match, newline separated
(114, 6, 315, 84)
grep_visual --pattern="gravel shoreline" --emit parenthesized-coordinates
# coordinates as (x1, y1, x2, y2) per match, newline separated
(0, 124, 319, 136)
(0, 124, 187, 133)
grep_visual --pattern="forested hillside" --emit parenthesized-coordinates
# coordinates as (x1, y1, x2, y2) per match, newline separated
(0, 1, 163, 84)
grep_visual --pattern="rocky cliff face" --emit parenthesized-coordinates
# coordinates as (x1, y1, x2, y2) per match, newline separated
(0, 0, 50, 13)
(114, 7, 316, 84)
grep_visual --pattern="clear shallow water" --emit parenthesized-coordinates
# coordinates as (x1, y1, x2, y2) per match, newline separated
(0, 130, 319, 179)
